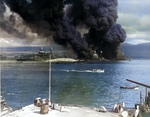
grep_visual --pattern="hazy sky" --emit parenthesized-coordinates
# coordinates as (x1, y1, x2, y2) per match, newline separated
(0, 0, 150, 46)
(117, 0, 150, 45)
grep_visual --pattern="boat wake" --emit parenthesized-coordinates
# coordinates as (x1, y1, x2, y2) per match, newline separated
(53, 69, 105, 73)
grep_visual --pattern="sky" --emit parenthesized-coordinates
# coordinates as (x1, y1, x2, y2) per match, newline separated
(117, 0, 150, 45)
(0, 0, 150, 47)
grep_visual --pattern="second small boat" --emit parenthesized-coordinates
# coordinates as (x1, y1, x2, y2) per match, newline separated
(120, 86, 139, 89)
(92, 69, 104, 73)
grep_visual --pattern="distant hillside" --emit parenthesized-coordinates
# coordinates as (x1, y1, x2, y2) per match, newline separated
(121, 43, 150, 59)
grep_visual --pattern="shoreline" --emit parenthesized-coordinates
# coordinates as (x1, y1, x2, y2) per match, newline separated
(2, 58, 150, 64)
(0, 58, 131, 64)
(0, 58, 79, 63)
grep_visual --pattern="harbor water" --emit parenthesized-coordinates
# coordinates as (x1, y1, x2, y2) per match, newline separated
(1, 60, 150, 110)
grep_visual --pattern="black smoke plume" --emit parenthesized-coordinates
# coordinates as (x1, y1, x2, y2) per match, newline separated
(1, 0, 126, 60)
(52, 16, 93, 59)
(65, 0, 126, 59)
(66, 0, 118, 30)
(103, 24, 126, 43)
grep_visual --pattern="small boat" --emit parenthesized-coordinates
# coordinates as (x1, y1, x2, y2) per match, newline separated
(120, 85, 139, 89)
(92, 69, 104, 73)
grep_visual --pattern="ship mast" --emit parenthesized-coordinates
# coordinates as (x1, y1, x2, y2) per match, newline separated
(49, 47, 53, 105)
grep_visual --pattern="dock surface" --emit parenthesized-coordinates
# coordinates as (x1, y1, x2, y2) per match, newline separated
(2, 104, 120, 117)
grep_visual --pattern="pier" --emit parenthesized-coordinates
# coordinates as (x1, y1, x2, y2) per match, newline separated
(1, 104, 120, 117)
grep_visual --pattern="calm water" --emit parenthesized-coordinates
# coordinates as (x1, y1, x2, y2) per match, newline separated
(1, 60, 150, 110)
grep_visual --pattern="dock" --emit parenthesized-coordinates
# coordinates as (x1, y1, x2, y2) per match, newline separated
(2, 104, 120, 117)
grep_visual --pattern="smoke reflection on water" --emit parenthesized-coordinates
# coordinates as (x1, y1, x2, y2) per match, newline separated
(1, 60, 150, 109)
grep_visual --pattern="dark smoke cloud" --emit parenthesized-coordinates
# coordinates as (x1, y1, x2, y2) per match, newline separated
(103, 24, 126, 43)
(66, 0, 118, 31)
(53, 17, 87, 48)
(1, 0, 126, 60)
(53, 16, 93, 59)
(65, 0, 126, 59)
(0, 0, 5, 14)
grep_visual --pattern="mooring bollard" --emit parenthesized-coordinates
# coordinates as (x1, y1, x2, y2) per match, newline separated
(40, 104, 49, 114)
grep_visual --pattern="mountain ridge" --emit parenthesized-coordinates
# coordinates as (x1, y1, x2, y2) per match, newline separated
(121, 43, 150, 59)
